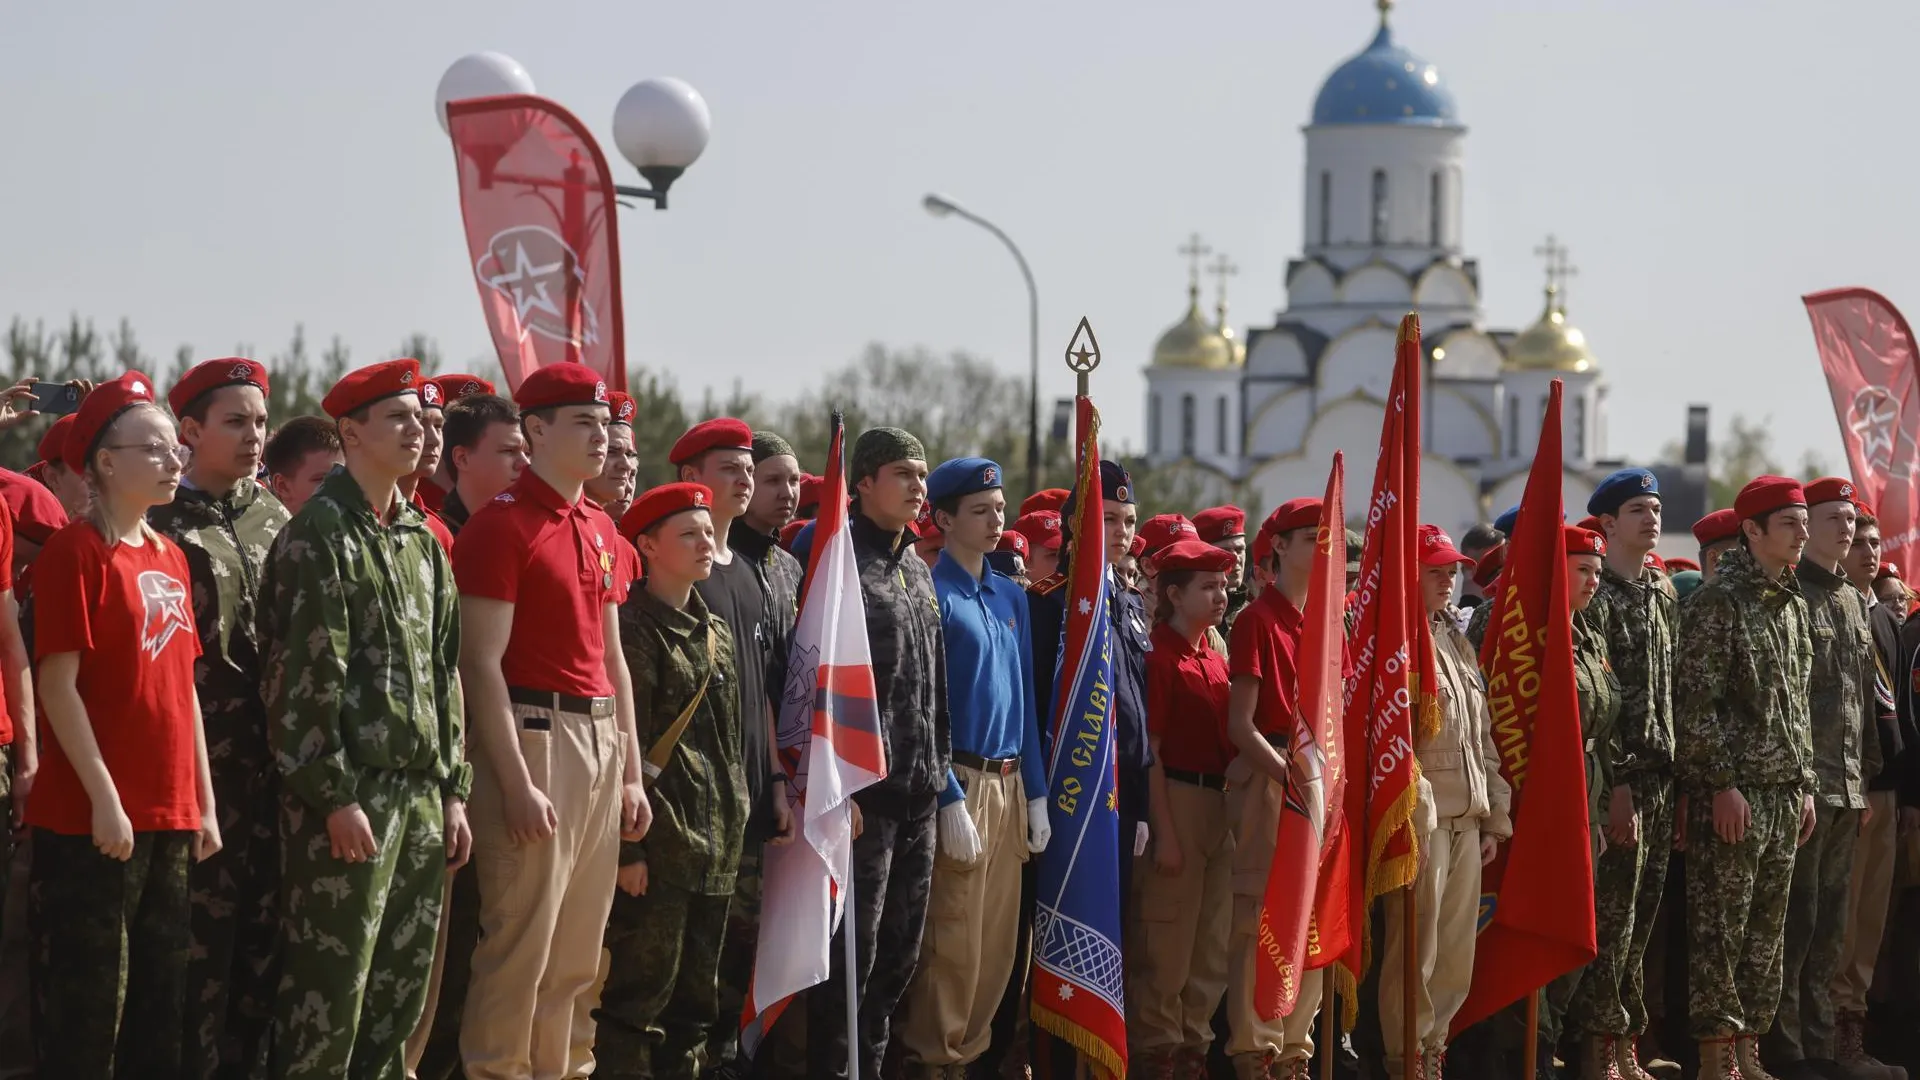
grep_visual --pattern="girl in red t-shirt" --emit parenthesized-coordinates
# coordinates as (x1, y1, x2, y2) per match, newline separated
(29, 374, 220, 1076)
(1128, 540, 1237, 1078)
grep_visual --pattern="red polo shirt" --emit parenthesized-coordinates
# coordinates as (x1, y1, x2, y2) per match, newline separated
(412, 491, 454, 555)
(30, 523, 202, 834)
(0, 466, 66, 548)
(1146, 620, 1233, 775)
(1228, 586, 1305, 740)
(454, 471, 618, 698)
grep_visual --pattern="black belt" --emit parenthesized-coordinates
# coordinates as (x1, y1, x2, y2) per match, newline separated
(953, 752, 1020, 777)
(1164, 767, 1228, 792)
(508, 687, 612, 716)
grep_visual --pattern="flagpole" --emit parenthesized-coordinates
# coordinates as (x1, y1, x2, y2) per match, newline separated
(1523, 990, 1540, 1080)
(844, 872, 861, 1080)
(1320, 969, 1337, 1080)
(1403, 882, 1418, 1080)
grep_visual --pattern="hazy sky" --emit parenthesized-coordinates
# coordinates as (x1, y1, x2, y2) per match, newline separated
(4, 0, 1915, 476)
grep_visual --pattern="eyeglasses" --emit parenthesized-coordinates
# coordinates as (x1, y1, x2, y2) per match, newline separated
(105, 441, 185, 463)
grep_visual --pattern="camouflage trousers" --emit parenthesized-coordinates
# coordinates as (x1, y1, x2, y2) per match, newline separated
(808, 801, 937, 1080)
(1569, 774, 1674, 1037)
(271, 770, 444, 1079)
(185, 741, 282, 1079)
(1768, 801, 1859, 1062)
(1685, 784, 1799, 1039)
(591, 877, 732, 1080)
(30, 827, 194, 1079)
(706, 840, 761, 1076)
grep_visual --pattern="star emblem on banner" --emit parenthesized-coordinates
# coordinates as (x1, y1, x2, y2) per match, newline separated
(492, 242, 565, 324)
(474, 224, 601, 348)
(1057, 984, 1076, 1001)
(1078, 598, 1092, 615)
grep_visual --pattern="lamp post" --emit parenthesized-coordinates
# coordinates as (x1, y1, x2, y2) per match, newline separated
(435, 54, 712, 208)
(922, 193, 1041, 495)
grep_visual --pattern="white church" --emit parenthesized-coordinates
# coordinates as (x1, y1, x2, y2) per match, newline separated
(1142, 1, 1609, 539)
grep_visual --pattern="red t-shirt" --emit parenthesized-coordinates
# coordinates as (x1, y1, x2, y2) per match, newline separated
(412, 492, 454, 555)
(416, 478, 448, 514)
(454, 471, 618, 698)
(29, 523, 202, 835)
(1228, 586, 1305, 740)
(1146, 619, 1233, 775)
(0, 466, 66, 548)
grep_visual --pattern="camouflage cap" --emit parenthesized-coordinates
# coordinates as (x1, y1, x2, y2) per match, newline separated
(851, 426, 926, 479)
(751, 430, 796, 464)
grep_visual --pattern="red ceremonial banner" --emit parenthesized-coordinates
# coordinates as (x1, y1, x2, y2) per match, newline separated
(1337, 314, 1433, 988)
(1804, 288, 1920, 582)
(1254, 452, 1348, 1019)
(1451, 379, 1596, 1034)
(445, 94, 628, 393)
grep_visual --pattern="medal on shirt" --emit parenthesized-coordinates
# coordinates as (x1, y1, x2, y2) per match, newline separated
(601, 550, 614, 590)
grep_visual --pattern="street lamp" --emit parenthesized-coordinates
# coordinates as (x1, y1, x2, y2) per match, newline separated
(435, 54, 711, 209)
(923, 193, 1041, 495)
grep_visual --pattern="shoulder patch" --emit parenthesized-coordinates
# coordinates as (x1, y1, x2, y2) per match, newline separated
(492, 492, 515, 504)
(1030, 572, 1066, 597)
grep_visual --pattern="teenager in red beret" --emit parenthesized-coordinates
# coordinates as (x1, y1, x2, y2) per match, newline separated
(415, 374, 500, 516)
(148, 356, 295, 1073)
(1130, 539, 1237, 1079)
(1019, 488, 1069, 517)
(1673, 474, 1816, 1079)
(1009, 510, 1062, 582)
(585, 390, 640, 526)
(1691, 508, 1741, 585)
(32, 370, 219, 1076)
(393, 363, 455, 553)
(1564, 523, 1619, 951)
(454, 361, 647, 1078)
(1192, 506, 1250, 632)
(596, 482, 751, 1077)
(32, 414, 89, 519)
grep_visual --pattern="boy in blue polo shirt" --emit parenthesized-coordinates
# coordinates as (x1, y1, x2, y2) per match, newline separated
(898, 456, 1051, 1080)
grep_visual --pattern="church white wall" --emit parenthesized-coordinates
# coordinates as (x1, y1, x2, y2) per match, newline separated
(1247, 330, 1310, 379)
(1144, 367, 1242, 471)
(1316, 322, 1399, 401)
(1288, 262, 1338, 308)
(1415, 263, 1476, 309)
(1246, 385, 1315, 458)
(1302, 123, 1465, 261)
(1339, 262, 1414, 306)
(1431, 329, 1502, 379)
(1430, 384, 1500, 460)
(1485, 467, 1599, 527)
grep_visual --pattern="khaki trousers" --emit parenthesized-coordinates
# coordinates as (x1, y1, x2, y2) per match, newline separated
(1834, 790, 1897, 1012)
(461, 699, 625, 1080)
(1379, 820, 1482, 1063)
(899, 766, 1029, 1067)
(1128, 777, 1233, 1053)
(1223, 758, 1322, 1062)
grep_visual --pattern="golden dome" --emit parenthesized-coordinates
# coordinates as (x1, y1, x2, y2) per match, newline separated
(1153, 284, 1237, 370)
(1505, 285, 1597, 373)
(1217, 301, 1246, 366)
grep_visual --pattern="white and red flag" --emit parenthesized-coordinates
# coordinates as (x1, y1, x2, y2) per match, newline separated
(740, 413, 887, 1058)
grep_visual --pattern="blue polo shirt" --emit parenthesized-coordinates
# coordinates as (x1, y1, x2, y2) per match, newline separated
(932, 550, 1045, 806)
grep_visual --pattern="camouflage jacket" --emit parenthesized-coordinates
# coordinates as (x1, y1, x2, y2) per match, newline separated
(1584, 559, 1678, 781)
(1674, 545, 1816, 796)
(620, 584, 748, 896)
(1465, 596, 1495, 651)
(1221, 586, 1249, 649)
(1796, 557, 1881, 808)
(850, 508, 950, 816)
(1573, 610, 1622, 815)
(148, 478, 290, 768)
(259, 468, 471, 812)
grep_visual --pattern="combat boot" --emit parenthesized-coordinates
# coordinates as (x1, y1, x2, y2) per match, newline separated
(1134, 1047, 1177, 1080)
(1428, 1046, 1448, 1080)
(1585, 1036, 1628, 1080)
(1231, 1049, 1281, 1080)
(1695, 1035, 1744, 1080)
(1733, 1035, 1778, 1080)
(1835, 1012, 1908, 1080)
(1172, 1046, 1209, 1080)
(1616, 1034, 1659, 1080)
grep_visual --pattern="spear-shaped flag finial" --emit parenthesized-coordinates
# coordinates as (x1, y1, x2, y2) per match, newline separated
(1065, 316, 1101, 396)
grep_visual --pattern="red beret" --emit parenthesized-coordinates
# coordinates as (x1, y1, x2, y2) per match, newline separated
(1804, 476, 1858, 507)
(670, 418, 753, 466)
(65, 370, 158, 472)
(914, 502, 942, 543)
(1011, 510, 1063, 552)
(168, 357, 269, 416)
(1879, 562, 1903, 581)
(1471, 540, 1507, 588)
(779, 518, 809, 552)
(607, 391, 637, 427)
(1665, 556, 1700, 574)
(1691, 509, 1740, 547)
(1192, 506, 1247, 543)
(36, 414, 74, 466)
(1021, 489, 1070, 516)
(1575, 515, 1603, 534)
(1418, 524, 1475, 568)
(515, 362, 610, 412)
(620, 482, 713, 540)
(797, 473, 825, 512)
(425, 373, 497, 408)
(997, 530, 1030, 560)
(1644, 551, 1667, 573)
(1151, 539, 1236, 575)
(1128, 534, 1145, 557)
(1263, 497, 1324, 537)
(322, 358, 422, 420)
(1563, 526, 1607, 557)
(1733, 475, 1807, 521)
(1137, 514, 1199, 558)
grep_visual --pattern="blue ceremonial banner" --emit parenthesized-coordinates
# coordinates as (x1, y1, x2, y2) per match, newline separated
(1029, 395, 1128, 1078)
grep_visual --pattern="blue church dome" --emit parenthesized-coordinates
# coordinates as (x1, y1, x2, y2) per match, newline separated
(1310, 18, 1460, 127)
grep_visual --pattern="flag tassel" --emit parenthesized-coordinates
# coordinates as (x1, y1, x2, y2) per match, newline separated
(1031, 1003, 1126, 1080)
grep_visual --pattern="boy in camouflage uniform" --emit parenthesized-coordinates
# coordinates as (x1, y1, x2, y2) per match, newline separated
(1674, 476, 1819, 1080)
(1769, 479, 1881, 1080)
(152, 357, 292, 1079)
(1570, 469, 1679, 1080)
(592, 482, 749, 1080)
(260, 359, 471, 1078)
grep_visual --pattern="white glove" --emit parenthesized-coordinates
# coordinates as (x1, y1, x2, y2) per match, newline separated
(1134, 821, 1150, 858)
(1027, 797, 1052, 854)
(939, 801, 983, 865)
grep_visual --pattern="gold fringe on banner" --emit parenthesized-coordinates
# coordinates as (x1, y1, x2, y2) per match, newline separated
(1031, 1003, 1127, 1080)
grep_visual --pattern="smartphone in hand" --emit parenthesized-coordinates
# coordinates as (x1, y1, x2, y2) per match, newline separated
(27, 382, 80, 417)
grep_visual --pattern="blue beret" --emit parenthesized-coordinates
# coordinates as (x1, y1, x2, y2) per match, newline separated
(1493, 505, 1522, 536)
(1062, 459, 1135, 523)
(927, 456, 1004, 504)
(1587, 468, 1660, 517)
